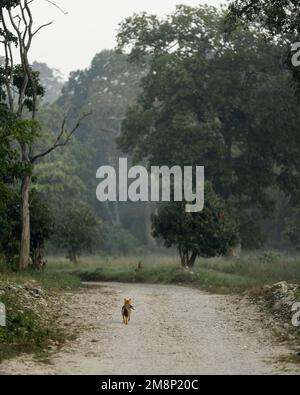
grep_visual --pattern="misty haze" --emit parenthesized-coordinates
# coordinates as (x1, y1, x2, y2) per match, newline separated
(1, 0, 300, 378)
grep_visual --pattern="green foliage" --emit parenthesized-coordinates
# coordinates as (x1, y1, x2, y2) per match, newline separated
(12, 64, 45, 110)
(284, 212, 300, 250)
(238, 211, 266, 250)
(0, 191, 20, 268)
(0, 190, 54, 269)
(258, 250, 282, 264)
(48, 50, 149, 246)
(227, 1, 300, 97)
(0, 105, 20, 266)
(0, 64, 45, 112)
(57, 50, 141, 196)
(30, 192, 54, 269)
(227, 0, 300, 36)
(1, 2, 58, 271)
(0, 106, 18, 181)
(32, 61, 63, 103)
(53, 202, 100, 263)
(117, 5, 300, 247)
(13, 118, 42, 144)
(101, 223, 139, 256)
(152, 183, 239, 267)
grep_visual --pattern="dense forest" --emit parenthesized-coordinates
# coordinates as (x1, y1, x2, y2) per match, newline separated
(1, 1, 300, 270)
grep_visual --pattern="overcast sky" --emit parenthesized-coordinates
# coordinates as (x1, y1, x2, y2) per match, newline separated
(27, 0, 225, 78)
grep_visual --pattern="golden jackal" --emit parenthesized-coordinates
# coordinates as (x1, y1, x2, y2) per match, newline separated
(122, 299, 134, 325)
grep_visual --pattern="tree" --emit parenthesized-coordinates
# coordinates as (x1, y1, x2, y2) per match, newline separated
(0, 0, 89, 269)
(54, 203, 99, 264)
(101, 223, 139, 256)
(227, 1, 300, 36)
(0, 104, 18, 196)
(117, 5, 300, 247)
(0, 190, 20, 267)
(0, 104, 20, 265)
(0, 189, 54, 269)
(152, 183, 239, 267)
(30, 192, 54, 269)
(227, 1, 300, 96)
(284, 206, 300, 250)
(57, 50, 152, 245)
(226, 1, 300, 227)
(32, 61, 63, 103)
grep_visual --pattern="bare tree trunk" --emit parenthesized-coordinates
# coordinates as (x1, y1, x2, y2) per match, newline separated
(19, 174, 31, 270)
(179, 249, 198, 268)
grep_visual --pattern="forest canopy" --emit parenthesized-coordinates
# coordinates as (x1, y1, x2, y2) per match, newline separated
(1, 2, 300, 269)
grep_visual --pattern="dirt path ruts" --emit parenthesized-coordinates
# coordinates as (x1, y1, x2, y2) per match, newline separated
(0, 283, 299, 375)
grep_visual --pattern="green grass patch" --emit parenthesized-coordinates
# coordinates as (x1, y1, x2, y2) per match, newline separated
(0, 268, 82, 363)
(0, 289, 67, 363)
(0, 269, 82, 291)
(45, 252, 300, 294)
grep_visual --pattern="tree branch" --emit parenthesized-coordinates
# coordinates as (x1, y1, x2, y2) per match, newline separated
(31, 112, 92, 163)
(8, 7, 28, 117)
(0, 8, 15, 111)
(32, 20, 54, 36)
(43, 0, 69, 15)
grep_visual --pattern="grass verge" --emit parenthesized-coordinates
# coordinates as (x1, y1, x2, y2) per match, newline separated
(0, 269, 82, 363)
(46, 252, 300, 294)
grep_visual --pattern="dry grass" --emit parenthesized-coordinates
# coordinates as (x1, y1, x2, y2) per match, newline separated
(45, 251, 300, 293)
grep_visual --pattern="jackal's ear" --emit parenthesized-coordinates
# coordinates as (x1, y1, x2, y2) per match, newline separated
(124, 299, 127, 304)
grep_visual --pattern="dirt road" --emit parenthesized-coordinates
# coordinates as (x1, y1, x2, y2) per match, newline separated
(0, 283, 299, 375)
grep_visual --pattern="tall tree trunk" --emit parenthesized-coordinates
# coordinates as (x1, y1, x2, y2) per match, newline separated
(19, 174, 31, 270)
(179, 249, 198, 268)
(179, 248, 188, 267)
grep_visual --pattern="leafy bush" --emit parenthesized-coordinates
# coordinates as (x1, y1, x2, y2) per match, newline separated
(258, 250, 282, 264)
(53, 202, 100, 263)
(101, 223, 139, 256)
(284, 214, 300, 251)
